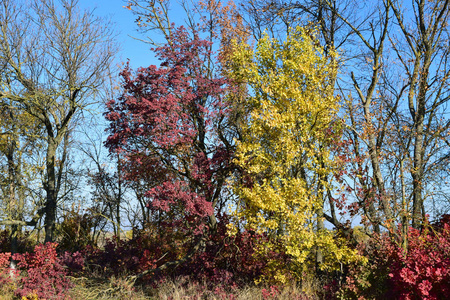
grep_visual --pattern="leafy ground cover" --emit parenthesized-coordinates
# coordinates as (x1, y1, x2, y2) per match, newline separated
(0, 214, 449, 299)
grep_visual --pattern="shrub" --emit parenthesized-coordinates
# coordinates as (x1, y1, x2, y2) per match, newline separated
(0, 229, 35, 254)
(81, 232, 166, 277)
(339, 234, 393, 299)
(79, 213, 290, 289)
(0, 252, 15, 289)
(13, 242, 73, 300)
(386, 224, 450, 299)
(57, 208, 96, 252)
(170, 214, 291, 287)
(60, 251, 85, 275)
(341, 215, 450, 299)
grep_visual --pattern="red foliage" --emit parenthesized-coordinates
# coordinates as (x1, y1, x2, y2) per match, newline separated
(0, 252, 13, 287)
(386, 224, 450, 299)
(261, 285, 280, 299)
(75, 205, 284, 287)
(105, 26, 234, 235)
(79, 214, 276, 288)
(60, 251, 85, 275)
(80, 223, 181, 277)
(82, 238, 151, 276)
(341, 234, 394, 299)
(178, 215, 281, 286)
(13, 242, 73, 300)
(342, 215, 450, 299)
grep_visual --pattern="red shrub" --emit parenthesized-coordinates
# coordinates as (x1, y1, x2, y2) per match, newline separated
(175, 214, 288, 287)
(81, 227, 179, 277)
(60, 251, 85, 275)
(13, 242, 73, 300)
(79, 214, 283, 289)
(261, 285, 280, 299)
(387, 224, 450, 299)
(340, 234, 394, 299)
(342, 216, 450, 299)
(0, 252, 14, 287)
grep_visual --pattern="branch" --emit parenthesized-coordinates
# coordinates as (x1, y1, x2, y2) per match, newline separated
(126, 234, 206, 285)
(0, 206, 45, 227)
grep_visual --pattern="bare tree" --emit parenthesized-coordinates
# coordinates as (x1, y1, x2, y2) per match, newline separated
(0, 0, 118, 242)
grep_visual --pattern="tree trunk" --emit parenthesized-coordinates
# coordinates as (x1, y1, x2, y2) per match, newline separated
(6, 139, 19, 269)
(44, 139, 58, 243)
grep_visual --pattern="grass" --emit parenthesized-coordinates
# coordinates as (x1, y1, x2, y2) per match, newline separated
(147, 278, 320, 299)
(0, 269, 326, 299)
(68, 276, 148, 300)
(67, 275, 324, 300)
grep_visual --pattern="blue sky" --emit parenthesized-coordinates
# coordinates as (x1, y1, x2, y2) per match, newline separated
(77, 0, 159, 69)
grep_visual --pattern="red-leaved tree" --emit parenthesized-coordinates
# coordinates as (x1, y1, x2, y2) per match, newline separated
(105, 26, 236, 274)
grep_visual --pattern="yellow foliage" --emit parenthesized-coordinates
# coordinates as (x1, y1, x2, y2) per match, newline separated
(22, 293, 39, 300)
(229, 26, 362, 275)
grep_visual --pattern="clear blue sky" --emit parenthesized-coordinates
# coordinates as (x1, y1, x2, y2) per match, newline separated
(77, 0, 159, 69)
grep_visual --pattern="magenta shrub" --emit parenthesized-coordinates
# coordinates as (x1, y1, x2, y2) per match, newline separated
(261, 285, 280, 299)
(340, 234, 393, 299)
(180, 216, 268, 286)
(81, 232, 170, 277)
(386, 224, 450, 299)
(80, 214, 275, 287)
(342, 215, 450, 299)
(13, 242, 73, 300)
(60, 251, 85, 275)
(0, 252, 14, 287)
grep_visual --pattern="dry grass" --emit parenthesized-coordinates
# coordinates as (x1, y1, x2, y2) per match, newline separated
(0, 275, 18, 300)
(0, 290, 15, 300)
(147, 276, 323, 300)
(0, 274, 326, 299)
(68, 276, 148, 300)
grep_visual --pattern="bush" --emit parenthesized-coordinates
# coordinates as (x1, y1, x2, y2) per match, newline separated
(60, 250, 85, 275)
(0, 229, 35, 254)
(81, 233, 164, 277)
(0, 252, 15, 292)
(386, 224, 450, 299)
(13, 242, 73, 300)
(57, 208, 96, 252)
(79, 213, 290, 288)
(341, 215, 450, 299)
(339, 234, 393, 299)
(181, 224, 272, 286)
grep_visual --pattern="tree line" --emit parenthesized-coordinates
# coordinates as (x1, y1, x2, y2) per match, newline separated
(0, 0, 449, 289)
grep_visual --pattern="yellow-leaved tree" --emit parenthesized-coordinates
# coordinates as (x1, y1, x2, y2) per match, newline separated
(229, 26, 362, 282)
